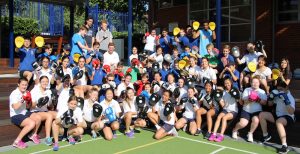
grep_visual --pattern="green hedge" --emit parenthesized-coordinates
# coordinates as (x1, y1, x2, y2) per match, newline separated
(1, 16, 41, 36)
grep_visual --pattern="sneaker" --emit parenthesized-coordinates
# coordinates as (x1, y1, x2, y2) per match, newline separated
(91, 130, 97, 139)
(125, 130, 134, 138)
(168, 127, 178, 137)
(278, 145, 289, 154)
(52, 142, 59, 151)
(204, 132, 211, 139)
(182, 124, 187, 132)
(58, 135, 66, 141)
(112, 130, 117, 139)
(261, 134, 272, 143)
(232, 131, 238, 139)
(214, 135, 224, 142)
(29, 134, 41, 144)
(44, 137, 53, 146)
(68, 136, 76, 145)
(194, 129, 202, 136)
(247, 133, 254, 143)
(208, 134, 216, 141)
(12, 140, 27, 149)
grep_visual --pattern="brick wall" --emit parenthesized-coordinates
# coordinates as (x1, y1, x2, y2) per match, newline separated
(149, 0, 300, 70)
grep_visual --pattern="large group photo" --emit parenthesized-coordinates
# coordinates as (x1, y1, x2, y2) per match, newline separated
(0, 0, 299, 154)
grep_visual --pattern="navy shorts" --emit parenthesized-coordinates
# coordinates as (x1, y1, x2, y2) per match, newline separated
(183, 116, 195, 123)
(11, 112, 33, 126)
(276, 115, 295, 127)
(221, 110, 238, 119)
(162, 123, 174, 132)
(240, 110, 260, 121)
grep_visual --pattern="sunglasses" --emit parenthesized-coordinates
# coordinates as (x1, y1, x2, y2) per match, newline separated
(108, 79, 114, 81)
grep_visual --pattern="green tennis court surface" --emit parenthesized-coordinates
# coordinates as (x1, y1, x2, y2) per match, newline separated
(3, 129, 298, 154)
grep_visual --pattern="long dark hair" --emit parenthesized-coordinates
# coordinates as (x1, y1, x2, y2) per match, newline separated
(280, 58, 291, 77)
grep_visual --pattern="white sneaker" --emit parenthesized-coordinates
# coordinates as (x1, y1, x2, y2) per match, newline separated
(232, 131, 238, 139)
(182, 124, 187, 132)
(168, 127, 178, 137)
(247, 133, 253, 142)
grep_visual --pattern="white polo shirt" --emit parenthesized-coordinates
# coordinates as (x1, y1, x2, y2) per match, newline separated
(31, 86, 52, 112)
(56, 107, 83, 124)
(9, 88, 27, 117)
(182, 97, 200, 119)
(83, 100, 100, 122)
(103, 51, 120, 66)
(155, 101, 175, 125)
(242, 87, 267, 113)
(99, 99, 122, 120)
(274, 91, 295, 119)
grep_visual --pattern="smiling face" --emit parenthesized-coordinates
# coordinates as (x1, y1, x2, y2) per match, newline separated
(41, 58, 49, 69)
(105, 89, 114, 102)
(62, 58, 70, 68)
(224, 79, 232, 91)
(162, 91, 170, 102)
(40, 77, 49, 90)
(78, 57, 85, 68)
(68, 100, 78, 110)
(126, 89, 135, 100)
(18, 80, 28, 93)
(201, 58, 209, 68)
(251, 78, 260, 89)
(178, 78, 184, 88)
(188, 88, 195, 98)
(205, 83, 213, 93)
(281, 60, 288, 69)
(258, 57, 266, 67)
(89, 90, 98, 102)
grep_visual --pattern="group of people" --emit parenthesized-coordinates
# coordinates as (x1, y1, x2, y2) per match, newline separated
(9, 16, 295, 154)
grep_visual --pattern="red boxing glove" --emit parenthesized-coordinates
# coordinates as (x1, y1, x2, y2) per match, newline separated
(103, 65, 111, 73)
(118, 72, 124, 78)
(155, 36, 160, 40)
(92, 59, 100, 68)
(22, 91, 32, 102)
(114, 69, 119, 75)
(126, 68, 132, 73)
(145, 32, 150, 37)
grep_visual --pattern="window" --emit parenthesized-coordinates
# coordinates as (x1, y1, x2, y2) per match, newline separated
(189, 0, 252, 42)
(159, 0, 187, 9)
(277, 0, 299, 23)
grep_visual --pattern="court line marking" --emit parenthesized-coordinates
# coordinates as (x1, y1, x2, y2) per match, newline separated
(142, 128, 257, 154)
(210, 147, 226, 154)
(177, 136, 257, 154)
(30, 134, 122, 154)
(114, 137, 174, 154)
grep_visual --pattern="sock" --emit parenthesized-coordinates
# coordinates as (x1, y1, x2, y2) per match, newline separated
(155, 124, 160, 130)
(263, 133, 268, 137)
(197, 128, 201, 131)
(282, 143, 287, 147)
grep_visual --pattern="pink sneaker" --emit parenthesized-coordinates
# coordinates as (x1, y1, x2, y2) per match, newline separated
(214, 135, 224, 142)
(13, 140, 28, 149)
(29, 134, 41, 144)
(208, 134, 216, 141)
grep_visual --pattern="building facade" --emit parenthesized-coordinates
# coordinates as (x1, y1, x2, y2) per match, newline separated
(148, 0, 300, 70)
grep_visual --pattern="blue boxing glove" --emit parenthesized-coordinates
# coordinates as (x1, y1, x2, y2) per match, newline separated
(279, 93, 291, 105)
(105, 107, 116, 123)
(140, 90, 150, 100)
(50, 55, 57, 62)
(180, 52, 190, 59)
(84, 64, 93, 77)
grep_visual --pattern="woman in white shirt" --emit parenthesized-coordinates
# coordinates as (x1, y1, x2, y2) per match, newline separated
(52, 95, 84, 151)
(175, 88, 199, 135)
(152, 90, 177, 140)
(143, 29, 157, 54)
(209, 78, 240, 142)
(10, 78, 42, 149)
(148, 46, 164, 69)
(99, 88, 122, 140)
(82, 88, 104, 138)
(258, 81, 295, 153)
(253, 55, 272, 93)
(31, 76, 56, 145)
(56, 56, 73, 85)
(33, 56, 54, 89)
(198, 57, 217, 87)
(232, 76, 267, 142)
(73, 56, 93, 98)
(122, 88, 138, 138)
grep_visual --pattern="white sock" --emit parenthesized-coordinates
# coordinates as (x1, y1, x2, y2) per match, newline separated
(263, 133, 268, 137)
(282, 143, 287, 146)
(155, 124, 161, 130)
(197, 128, 201, 131)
